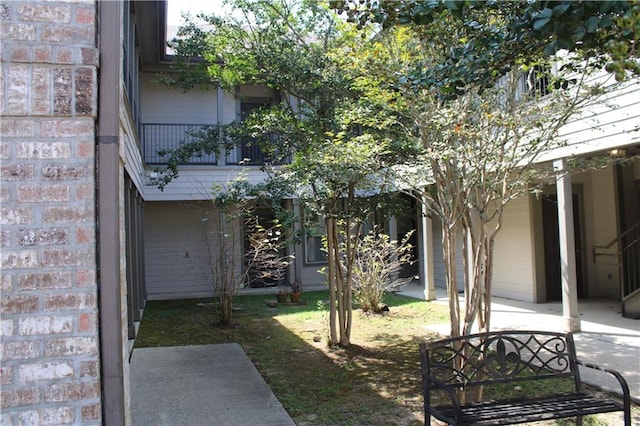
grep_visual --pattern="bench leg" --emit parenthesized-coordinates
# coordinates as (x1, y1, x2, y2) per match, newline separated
(576, 415, 583, 426)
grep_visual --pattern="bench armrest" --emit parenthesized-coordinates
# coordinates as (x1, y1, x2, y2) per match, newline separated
(576, 360, 631, 425)
(422, 374, 463, 424)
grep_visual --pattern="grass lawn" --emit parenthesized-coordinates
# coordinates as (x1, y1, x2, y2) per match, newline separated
(134, 290, 633, 425)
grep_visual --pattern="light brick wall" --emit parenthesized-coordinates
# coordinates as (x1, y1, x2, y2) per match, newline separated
(1, 1, 102, 424)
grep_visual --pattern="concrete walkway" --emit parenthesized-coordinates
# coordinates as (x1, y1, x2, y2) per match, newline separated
(130, 343, 295, 426)
(400, 284, 640, 403)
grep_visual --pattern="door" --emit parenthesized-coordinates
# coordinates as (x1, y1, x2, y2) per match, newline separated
(240, 100, 271, 165)
(245, 206, 287, 288)
(542, 193, 585, 301)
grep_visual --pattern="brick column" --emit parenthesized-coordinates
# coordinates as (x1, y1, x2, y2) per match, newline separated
(1, 1, 102, 424)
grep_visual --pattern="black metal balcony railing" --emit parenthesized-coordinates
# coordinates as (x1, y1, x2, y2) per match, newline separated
(142, 123, 218, 165)
(142, 123, 286, 166)
(238, 140, 264, 165)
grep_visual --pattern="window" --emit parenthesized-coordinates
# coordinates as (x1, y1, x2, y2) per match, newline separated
(519, 64, 552, 98)
(304, 216, 327, 265)
(527, 65, 550, 96)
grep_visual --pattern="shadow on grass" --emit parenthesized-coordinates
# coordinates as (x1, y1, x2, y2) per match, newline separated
(134, 290, 447, 425)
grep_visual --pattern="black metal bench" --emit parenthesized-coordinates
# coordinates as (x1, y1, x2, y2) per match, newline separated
(420, 331, 631, 425)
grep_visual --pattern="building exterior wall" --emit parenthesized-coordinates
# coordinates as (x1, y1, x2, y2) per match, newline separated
(492, 195, 537, 302)
(537, 74, 640, 162)
(572, 165, 621, 299)
(587, 166, 620, 298)
(429, 197, 537, 302)
(431, 217, 465, 291)
(139, 76, 280, 202)
(118, 168, 132, 426)
(141, 77, 219, 125)
(487, 165, 623, 304)
(144, 200, 327, 299)
(0, 1, 102, 423)
(144, 201, 216, 299)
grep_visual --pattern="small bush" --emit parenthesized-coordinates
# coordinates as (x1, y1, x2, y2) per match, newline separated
(352, 229, 415, 313)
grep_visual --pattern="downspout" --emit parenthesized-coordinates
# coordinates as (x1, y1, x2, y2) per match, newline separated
(97, 1, 126, 424)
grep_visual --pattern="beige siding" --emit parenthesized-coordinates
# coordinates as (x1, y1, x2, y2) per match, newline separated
(431, 218, 465, 290)
(121, 109, 146, 194)
(537, 76, 640, 162)
(586, 166, 620, 298)
(492, 196, 537, 301)
(143, 167, 272, 201)
(139, 77, 275, 201)
(141, 77, 218, 124)
(145, 201, 221, 299)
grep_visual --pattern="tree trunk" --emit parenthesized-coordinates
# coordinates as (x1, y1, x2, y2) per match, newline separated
(327, 216, 338, 346)
(442, 224, 460, 337)
(334, 217, 350, 347)
(463, 213, 485, 336)
(219, 290, 233, 325)
(478, 231, 497, 333)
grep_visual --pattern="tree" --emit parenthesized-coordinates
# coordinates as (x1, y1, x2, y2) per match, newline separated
(334, 11, 620, 337)
(157, 0, 417, 346)
(204, 176, 291, 325)
(333, 0, 640, 91)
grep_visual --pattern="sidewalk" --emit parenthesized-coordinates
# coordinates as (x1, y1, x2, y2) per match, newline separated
(130, 343, 295, 426)
(400, 284, 640, 403)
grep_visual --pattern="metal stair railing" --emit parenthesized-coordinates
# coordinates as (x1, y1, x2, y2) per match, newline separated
(593, 222, 640, 298)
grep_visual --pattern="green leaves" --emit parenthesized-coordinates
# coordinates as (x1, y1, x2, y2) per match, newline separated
(332, 0, 639, 93)
(532, 7, 552, 31)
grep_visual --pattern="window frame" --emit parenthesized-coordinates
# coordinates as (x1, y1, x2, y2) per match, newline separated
(302, 211, 328, 266)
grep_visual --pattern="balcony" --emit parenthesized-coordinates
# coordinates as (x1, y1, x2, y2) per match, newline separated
(142, 123, 284, 166)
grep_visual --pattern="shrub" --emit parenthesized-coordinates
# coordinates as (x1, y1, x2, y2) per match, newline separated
(352, 229, 415, 313)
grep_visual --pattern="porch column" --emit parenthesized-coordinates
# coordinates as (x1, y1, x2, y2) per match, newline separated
(388, 215, 398, 279)
(554, 158, 581, 332)
(418, 196, 437, 300)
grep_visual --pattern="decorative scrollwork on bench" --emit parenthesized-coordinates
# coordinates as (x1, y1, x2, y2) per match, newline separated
(420, 331, 631, 426)
(428, 332, 574, 386)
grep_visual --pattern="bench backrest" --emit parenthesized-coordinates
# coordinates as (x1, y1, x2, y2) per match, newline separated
(420, 331, 581, 390)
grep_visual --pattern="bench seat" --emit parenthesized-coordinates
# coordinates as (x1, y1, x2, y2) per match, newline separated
(431, 392, 625, 425)
(420, 331, 631, 425)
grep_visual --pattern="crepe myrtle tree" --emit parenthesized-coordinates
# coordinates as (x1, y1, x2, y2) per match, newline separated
(340, 13, 621, 340)
(155, 0, 418, 346)
(253, 131, 414, 346)
(328, 2, 636, 404)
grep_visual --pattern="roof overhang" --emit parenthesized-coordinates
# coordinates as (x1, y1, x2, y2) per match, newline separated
(137, 1, 171, 71)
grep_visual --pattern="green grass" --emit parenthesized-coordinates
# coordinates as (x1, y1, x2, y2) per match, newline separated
(136, 290, 448, 424)
(135, 290, 633, 425)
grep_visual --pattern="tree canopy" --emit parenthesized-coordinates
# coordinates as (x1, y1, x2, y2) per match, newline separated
(158, 0, 635, 340)
(159, 0, 419, 346)
(331, 0, 639, 98)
